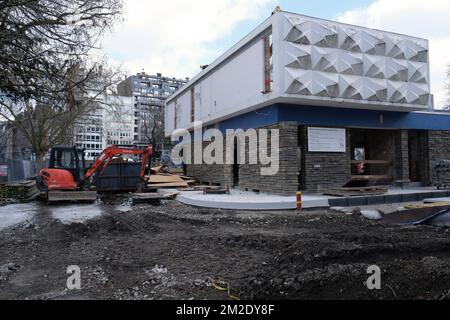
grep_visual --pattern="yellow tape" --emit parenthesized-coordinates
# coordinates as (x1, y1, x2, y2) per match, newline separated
(212, 280, 240, 300)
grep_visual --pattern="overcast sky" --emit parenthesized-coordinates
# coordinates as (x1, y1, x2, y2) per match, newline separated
(101, 0, 450, 108)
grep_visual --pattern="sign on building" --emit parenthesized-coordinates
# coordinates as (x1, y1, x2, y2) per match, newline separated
(308, 127, 346, 153)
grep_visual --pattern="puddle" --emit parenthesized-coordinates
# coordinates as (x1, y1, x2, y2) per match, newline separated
(0, 203, 38, 231)
(0, 200, 133, 230)
(50, 204, 103, 224)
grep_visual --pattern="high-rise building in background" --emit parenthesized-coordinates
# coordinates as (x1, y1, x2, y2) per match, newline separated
(73, 95, 135, 161)
(117, 72, 188, 151)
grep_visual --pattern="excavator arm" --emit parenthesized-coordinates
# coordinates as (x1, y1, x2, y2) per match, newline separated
(84, 145, 153, 182)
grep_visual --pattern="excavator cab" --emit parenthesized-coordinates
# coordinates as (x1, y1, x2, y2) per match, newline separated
(48, 146, 86, 184)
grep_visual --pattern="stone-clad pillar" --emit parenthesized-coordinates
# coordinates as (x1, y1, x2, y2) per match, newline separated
(394, 129, 410, 185)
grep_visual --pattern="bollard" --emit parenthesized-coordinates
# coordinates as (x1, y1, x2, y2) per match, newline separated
(296, 192, 303, 211)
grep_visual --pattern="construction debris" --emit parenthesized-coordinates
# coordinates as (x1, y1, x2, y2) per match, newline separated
(361, 209, 384, 221)
(132, 192, 179, 204)
(0, 180, 39, 204)
(381, 206, 450, 226)
(147, 165, 197, 190)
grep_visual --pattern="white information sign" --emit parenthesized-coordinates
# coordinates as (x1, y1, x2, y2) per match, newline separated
(308, 127, 346, 153)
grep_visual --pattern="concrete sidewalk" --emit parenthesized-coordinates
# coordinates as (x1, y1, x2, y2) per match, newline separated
(176, 187, 450, 210)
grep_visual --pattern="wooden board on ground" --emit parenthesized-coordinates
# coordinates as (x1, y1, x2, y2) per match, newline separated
(0, 180, 40, 201)
(148, 175, 185, 184)
(404, 202, 450, 209)
(381, 206, 450, 226)
(147, 182, 189, 188)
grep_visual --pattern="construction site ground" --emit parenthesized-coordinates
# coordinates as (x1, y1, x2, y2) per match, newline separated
(0, 199, 449, 300)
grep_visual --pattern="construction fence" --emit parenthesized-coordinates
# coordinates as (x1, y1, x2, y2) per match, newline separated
(0, 159, 40, 183)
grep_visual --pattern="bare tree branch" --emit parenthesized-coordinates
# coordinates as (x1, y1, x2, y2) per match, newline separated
(0, 0, 123, 165)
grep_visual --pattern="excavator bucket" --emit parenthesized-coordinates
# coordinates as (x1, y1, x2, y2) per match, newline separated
(47, 191, 98, 203)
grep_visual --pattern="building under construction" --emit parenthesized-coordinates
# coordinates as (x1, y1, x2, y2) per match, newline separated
(165, 9, 450, 196)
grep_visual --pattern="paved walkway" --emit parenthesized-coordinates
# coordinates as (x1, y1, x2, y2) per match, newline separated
(175, 187, 450, 210)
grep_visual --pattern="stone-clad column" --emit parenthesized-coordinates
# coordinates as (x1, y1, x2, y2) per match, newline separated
(394, 129, 410, 185)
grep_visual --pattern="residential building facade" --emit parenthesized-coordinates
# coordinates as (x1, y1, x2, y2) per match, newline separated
(73, 95, 135, 161)
(118, 72, 188, 150)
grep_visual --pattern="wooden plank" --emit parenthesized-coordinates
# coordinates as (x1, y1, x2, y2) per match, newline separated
(404, 202, 450, 209)
(148, 175, 185, 184)
(151, 165, 165, 174)
(147, 182, 189, 188)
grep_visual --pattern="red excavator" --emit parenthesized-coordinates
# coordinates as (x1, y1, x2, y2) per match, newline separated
(37, 145, 153, 203)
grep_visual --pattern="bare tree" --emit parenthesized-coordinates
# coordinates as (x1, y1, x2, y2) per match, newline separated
(0, 0, 123, 167)
(142, 106, 168, 153)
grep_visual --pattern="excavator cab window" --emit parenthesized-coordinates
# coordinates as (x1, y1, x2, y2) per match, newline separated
(49, 146, 83, 183)
(54, 149, 76, 169)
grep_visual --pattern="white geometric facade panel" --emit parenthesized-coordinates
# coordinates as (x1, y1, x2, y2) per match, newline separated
(282, 13, 430, 107)
(285, 19, 338, 48)
(385, 58, 408, 82)
(285, 69, 339, 98)
(340, 76, 387, 102)
(408, 61, 428, 83)
(363, 55, 386, 79)
(285, 43, 312, 69)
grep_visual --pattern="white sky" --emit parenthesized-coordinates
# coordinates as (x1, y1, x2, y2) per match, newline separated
(101, 0, 450, 108)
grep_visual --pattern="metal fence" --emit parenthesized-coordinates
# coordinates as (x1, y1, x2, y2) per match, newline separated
(0, 159, 40, 183)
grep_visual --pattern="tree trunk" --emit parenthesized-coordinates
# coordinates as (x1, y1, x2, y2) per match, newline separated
(35, 153, 45, 172)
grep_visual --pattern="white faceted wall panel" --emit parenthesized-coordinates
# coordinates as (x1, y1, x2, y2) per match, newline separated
(281, 13, 430, 107)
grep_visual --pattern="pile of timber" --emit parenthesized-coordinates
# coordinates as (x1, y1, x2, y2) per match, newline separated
(146, 165, 197, 190)
(0, 180, 40, 203)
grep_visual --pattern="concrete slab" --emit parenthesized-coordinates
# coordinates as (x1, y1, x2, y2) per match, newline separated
(177, 190, 330, 210)
(177, 187, 450, 211)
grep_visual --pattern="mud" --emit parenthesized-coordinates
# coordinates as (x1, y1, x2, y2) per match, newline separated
(0, 200, 449, 300)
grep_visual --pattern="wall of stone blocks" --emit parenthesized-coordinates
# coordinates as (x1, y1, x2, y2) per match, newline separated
(238, 122, 299, 196)
(428, 131, 450, 183)
(185, 122, 300, 196)
(185, 140, 233, 187)
(299, 126, 351, 193)
(394, 129, 411, 183)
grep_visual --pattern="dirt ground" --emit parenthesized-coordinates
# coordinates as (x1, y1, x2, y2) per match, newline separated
(0, 199, 449, 300)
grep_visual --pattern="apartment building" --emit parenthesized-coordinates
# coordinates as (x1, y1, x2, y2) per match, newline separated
(73, 95, 135, 161)
(118, 72, 188, 148)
